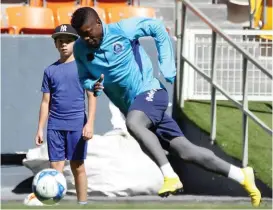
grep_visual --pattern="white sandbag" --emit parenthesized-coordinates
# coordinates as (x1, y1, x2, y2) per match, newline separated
(23, 144, 50, 175)
(23, 129, 163, 197)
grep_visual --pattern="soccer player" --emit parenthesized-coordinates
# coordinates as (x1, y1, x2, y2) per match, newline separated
(71, 8, 261, 206)
(35, 24, 93, 205)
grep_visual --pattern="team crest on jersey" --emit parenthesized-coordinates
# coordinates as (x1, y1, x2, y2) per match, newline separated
(113, 42, 124, 54)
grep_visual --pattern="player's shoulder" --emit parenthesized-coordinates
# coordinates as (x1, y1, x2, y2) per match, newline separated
(74, 38, 86, 54)
(106, 22, 125, 37)
(74, 38, 91, 60)
(109, 17, 161, 36)
(106, 17, 146, 38)
(117, 17, 159, 27)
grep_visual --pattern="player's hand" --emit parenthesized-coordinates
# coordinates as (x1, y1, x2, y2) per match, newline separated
(82, 122, 94, 140)
(93, 74, 104, 96)
(35, 130, 44, 146)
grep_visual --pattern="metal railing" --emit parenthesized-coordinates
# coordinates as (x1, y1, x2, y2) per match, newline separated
(183, 29, 272, 101)
(175, 0, 273, 167)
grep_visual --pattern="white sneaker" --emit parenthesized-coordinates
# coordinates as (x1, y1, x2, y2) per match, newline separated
(23, 193, 43, 206)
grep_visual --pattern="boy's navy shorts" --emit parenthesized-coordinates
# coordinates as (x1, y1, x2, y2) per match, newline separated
(47, 129, 87, 161)
(128, 88, 184, 149)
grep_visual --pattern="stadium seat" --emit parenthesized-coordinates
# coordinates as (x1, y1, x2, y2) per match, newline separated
(6, 6, 55, 34)
(56, 6, 107, 25)
(1, 14, 14, 34)
(94, 0, 128, 8)
(56, 5, 81, 25)
(29, 0, 43, 7)
(250, 0, 272, 40)
(45, 0, 77, 26)
(80, 0, 93, 6)
(106, 6, 156, 23)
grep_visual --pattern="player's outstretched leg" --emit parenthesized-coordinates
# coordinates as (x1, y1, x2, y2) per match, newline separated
(169, 136, 261, 207)
(126, 110, 183, 197)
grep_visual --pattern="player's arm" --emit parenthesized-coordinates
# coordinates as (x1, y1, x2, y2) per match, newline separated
(35, 71, 51, 146)
(73, 41, 104, 95)
(73, 42, 100, 140)
(81, 90, 97, 140)
(74, 58, 97, 140)
(118, 17, 176, 84)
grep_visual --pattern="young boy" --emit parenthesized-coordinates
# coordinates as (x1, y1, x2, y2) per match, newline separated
(35, 24, 95, 205)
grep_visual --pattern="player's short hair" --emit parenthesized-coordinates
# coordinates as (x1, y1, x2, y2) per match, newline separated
(71, 7, 101, 30)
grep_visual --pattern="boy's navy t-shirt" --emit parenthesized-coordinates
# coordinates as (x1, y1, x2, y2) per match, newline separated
(41, 60, 86, 131)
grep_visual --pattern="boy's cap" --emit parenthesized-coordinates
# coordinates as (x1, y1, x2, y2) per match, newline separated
(52, 24, 78, 39)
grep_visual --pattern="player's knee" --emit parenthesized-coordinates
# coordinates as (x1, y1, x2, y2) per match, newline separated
(170, 137, 202, 161)
(126, 111, 151, 135)
(125, 115, 140, 134)
(70, 160, 85, 175)
(178, 150, 196, 161)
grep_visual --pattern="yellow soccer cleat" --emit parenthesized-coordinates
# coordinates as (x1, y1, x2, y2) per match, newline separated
(158, 177, 183, 197)
(241, 167, 262, 207)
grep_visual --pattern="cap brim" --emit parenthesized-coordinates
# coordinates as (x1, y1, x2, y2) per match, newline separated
(52, 32, 79, 39)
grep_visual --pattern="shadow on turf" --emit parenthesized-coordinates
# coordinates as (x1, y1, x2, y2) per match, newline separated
(265, 103, 272, 110)
(12, 176, 33, 194)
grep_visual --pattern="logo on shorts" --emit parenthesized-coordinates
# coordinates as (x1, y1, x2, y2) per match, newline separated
(145, 89, 157, 102)
(113, 42, 124, 54)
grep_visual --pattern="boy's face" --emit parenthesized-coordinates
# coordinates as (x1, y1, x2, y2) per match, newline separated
(55, 35, 76, 57)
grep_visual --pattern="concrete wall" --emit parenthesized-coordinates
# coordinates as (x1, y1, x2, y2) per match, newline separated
(1, 35, 174, 154)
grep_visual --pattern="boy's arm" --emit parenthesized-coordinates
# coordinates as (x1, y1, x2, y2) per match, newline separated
(118, 17, 176, 84)
(35, 70, 51, 146)
(37, 93, 50, 132)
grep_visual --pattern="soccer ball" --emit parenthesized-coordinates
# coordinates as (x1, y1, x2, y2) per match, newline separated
(32, 168, 67, 205)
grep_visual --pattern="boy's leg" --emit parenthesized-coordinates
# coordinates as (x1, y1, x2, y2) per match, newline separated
(47, 130, 66, 172)
(66, 131, 88, 204)
(70, 160, 87, 204)
(50, 161, 65, 172)
(126, 89, 183, 196)
(156, 113, 261, 207)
